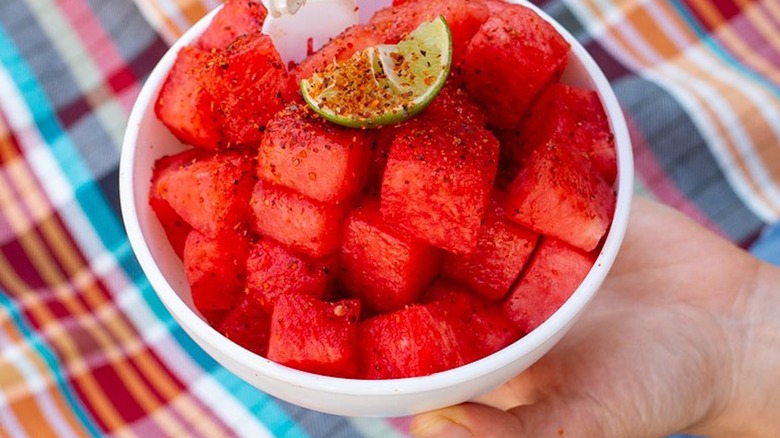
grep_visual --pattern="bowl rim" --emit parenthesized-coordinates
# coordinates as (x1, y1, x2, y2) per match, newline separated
(119, 0, 634, 398)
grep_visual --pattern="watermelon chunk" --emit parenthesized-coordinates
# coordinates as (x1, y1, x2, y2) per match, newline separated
(155, 46, 223, 150)
(380, 89, 499, 254)
(197, 0, 268, 51)
(293, 23, 383, 81)
(358, 304, 466, 379)
(267, 294, 361, 378)
(442, 192, 538, 300)
(258, 104, 374, 202)
(339, 199, 441, 313)
(461, 3, 570, 129)
(523, 83, 617, 184)
(149, 149, 208, 258)
(152, 150, 256, 237)
(503, 238, 596, 333)
(423, 280, 522, 362)
(205, 33, 295, 147)
(183, 228, 249, 314)
(370, 0, 489, 64)
(505, 115, 616, 252)
(249, 179, 347, 258)
(245, 237, 337, 312)
(218, 294, 272, 356)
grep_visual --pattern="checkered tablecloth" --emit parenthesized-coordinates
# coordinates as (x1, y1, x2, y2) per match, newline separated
(1, 0, 778, 436)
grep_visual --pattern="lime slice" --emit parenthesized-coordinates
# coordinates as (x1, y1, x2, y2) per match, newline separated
(300, 16, 452, 128)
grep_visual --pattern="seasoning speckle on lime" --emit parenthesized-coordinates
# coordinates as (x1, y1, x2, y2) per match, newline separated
(300, 16, 452, 128)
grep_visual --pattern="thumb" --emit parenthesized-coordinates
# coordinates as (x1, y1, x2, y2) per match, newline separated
(410, 403, 526, 438)
(410, 398, 618, 438)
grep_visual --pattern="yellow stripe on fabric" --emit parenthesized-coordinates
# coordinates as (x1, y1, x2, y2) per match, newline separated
(670, 54, 780, 213)
(25, 0, 126, 147)
(0, 322, 87, 438)
(0, 127, 228, 438)
(0, 251, 130, 437)
(39, 216, 230, 436)
(687, 0, 780, 86)
(571, 0, 780, 219)
(175, 0, 213, 30)
(7, 191, 200, 437)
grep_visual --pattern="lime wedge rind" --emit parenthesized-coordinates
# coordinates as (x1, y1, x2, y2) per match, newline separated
(300, 16, 452, 128)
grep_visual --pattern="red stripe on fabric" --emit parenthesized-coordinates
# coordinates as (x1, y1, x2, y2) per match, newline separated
(584, 39, 633, 82)
(106, 67, 137, 95)
(1, 239, 47, 289)
(719, 4, 780, 74)
(627, 115, 729, 238)
(680, 0, 744, 32)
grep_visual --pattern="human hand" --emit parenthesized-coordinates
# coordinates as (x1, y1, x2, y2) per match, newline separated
(411, 197, 780, 438)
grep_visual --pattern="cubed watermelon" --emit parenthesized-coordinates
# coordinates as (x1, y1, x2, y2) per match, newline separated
(153, 150, 256, 237)
(524, 83, 617, 184)
(218, 294, 272, 356)
(358, 303, 466, 379)
(423, 280, 522, 362)
(505, 116, 616, 252)
(205, 33, 295, 147)
(250, 179, 347, 258)
(460, 3, 570, 129)
(503, 237, 596, 333)
(339, 199, 441, 313)
(149, 149, 208, 258)
(258, 104, 374, 202)
(442, 192, 538, 300)
(154, 46, 223, 150)
(197, 0, 268, 51)
(380, 89, 499, 254)
(245, 237, 336, 312)
(267, 294, 361, 378)
(370, 0, 489, 64)
(183, 228, 249, 314)
(293, 23, 384, 81)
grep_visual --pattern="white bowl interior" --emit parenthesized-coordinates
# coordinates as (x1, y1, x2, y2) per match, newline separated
(119, 1, 634, 417)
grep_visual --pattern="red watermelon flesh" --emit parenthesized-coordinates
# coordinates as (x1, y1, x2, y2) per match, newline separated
(258, 104, 374, 203)
(503, 237, 596, 334)
(505, 125, 616, 252)
(525, 83, 617, 184)
(267, 294, 361, 378)
(218, 294, 272, 357)
(197, 0, 268, 51)
(245, 237, 336, 312)
(154, 46, 223, 150)
(423, 280, 522, 362)
(369, 0, 489, 63)
(183, 228, 249, 314)
(442, 192, 539, 300)
(460, 3, 570, 129)
(149, 149, 208, 258)
(358, 303, 467, 379)
(204, 33, 295, 148)
(339, 199, 441, 313)
(249, 179, 347, 258)
(293, 23, 384, 81)
(380, 88, 499, 254)
(153, 150, 256, 237)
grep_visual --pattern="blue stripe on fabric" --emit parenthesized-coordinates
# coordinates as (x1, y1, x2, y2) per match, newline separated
(0, 21, 306, 438)
(0, 291, 102, 437)
(750, 222, 780, 266)
(669, 0, 780, 98)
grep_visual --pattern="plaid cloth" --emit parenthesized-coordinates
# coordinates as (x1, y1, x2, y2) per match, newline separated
(0, 0, 778, 436)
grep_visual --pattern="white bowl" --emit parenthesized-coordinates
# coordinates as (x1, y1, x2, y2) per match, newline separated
(119, 0, 634, 418)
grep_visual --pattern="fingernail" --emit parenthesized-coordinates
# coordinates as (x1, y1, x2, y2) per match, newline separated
(411, 415, 473, 438)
